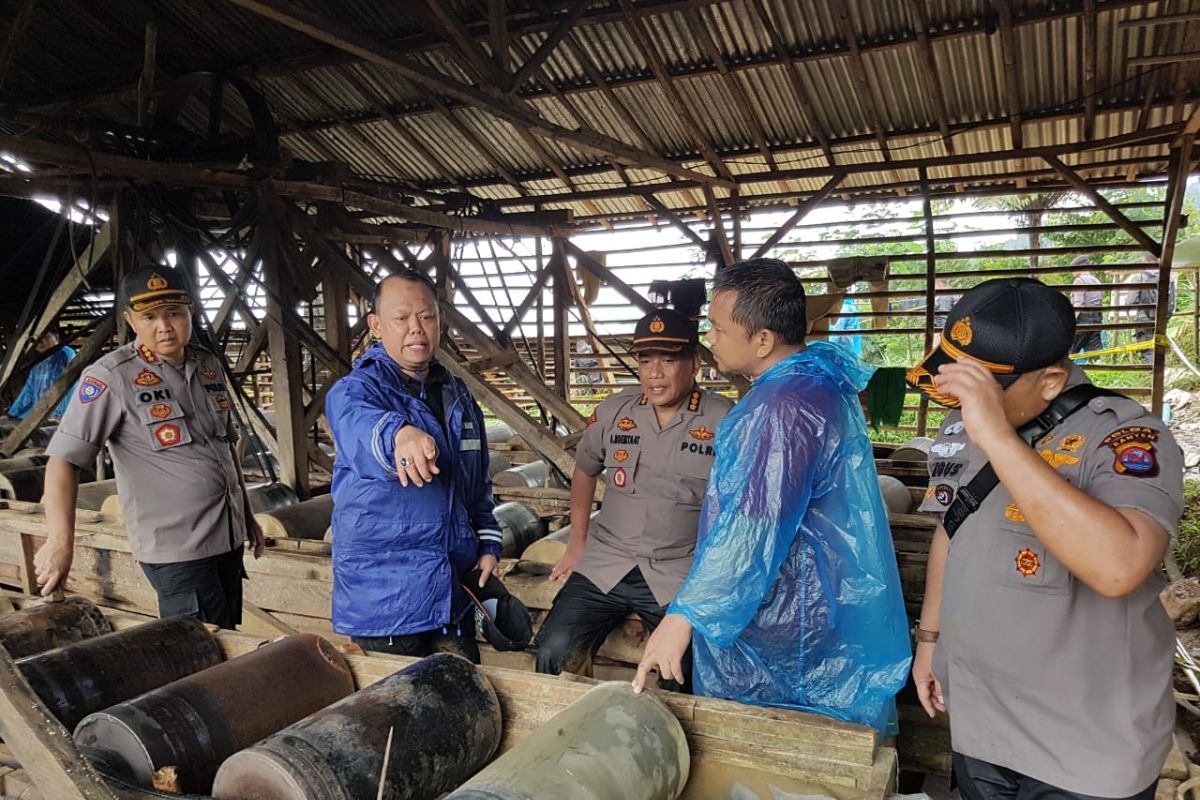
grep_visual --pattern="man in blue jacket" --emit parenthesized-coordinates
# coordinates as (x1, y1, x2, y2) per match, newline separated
(325, 270, 502, 661)
(2, 329, 75, 421)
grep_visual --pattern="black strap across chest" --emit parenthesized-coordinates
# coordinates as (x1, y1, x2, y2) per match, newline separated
(940, 384, 1125, 539)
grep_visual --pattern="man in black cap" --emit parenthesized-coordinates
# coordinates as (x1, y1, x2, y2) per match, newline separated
(37, 265, 264, 629)
(534, 308, 733, 690)
(907, 277, 1181, 799)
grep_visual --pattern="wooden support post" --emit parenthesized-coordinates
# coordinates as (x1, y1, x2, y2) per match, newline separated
(260, 200, 310, 498)
(137, 20, 157, 127)
(704, 186, 734, 268)
(552, 240, 571, 402)
(323, 267, 351, 362)
(917, 167, 937, 437)
(1152, 137, 1193, 414)
(0, 316, 117, 457)
(536, 237, 547, 379)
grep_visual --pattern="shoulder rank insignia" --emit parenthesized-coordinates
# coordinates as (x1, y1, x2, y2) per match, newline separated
(688, 426, 715, 441)
(617, 417, 637, 432)
(637, 395, 648, 406)
(1101, 426, 1160, 478)
(1057, 434, 1085, 452)
(133, 369, 162, 387)
(137, 344, 158, 364)
(587, 409, 597, 425)
(687, 390, 701, 412)
(1039, 450, 1080, 470)
(79, 375, 107, 404)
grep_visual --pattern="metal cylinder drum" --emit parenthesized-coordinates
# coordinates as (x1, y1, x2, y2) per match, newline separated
(0, 464, 95, 501)
(0, 596, 112, 659)
(246, 482, 300, 515)
(0, 454, 49, 473)
(18, 616, 221, 732)
(211, 652, 501, 800)
(487, 453, 511, 477)
(877, 475, 913, 515)
(75, 479, 118, 511)
(494, 502, 545, 558)
(254, 494, 334, 540)
(890, 436, 933, 463)
(519, 510, 601, 566)
(485, 423, 515, 444)
(444, 681, 689, 800)
(74, 633, 354, 794)
(492, 461, 564, 489)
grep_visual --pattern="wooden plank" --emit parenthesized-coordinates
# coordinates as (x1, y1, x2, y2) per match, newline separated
(992, 0, 1025, 149)
(750, 173, 846, 258)
(1152, 136, 1193, 413)
(508, 0, 591, 91)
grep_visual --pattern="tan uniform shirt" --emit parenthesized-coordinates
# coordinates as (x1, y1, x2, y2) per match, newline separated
(574, 386, 734, 605)
(47, 340, 247, 564)
(921, 368, 1181, 795)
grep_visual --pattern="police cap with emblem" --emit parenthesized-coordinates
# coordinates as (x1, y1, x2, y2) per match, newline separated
(122, 266, 194, 313)
(907, 278, 1075, 407)
(629, 308, 699, 354)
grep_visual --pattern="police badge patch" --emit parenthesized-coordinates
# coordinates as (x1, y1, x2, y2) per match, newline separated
(1101, 426, 1160, 478)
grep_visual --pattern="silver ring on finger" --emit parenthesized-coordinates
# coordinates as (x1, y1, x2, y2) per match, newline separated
(399, 457, 410, 468)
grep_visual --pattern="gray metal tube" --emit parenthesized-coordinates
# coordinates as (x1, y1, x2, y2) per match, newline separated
(19, 616, 221, 732)
(211, 652, 501, 800)
(76, 479, 119, 511)
(494, 502, 545, 558)
(74, 633, 355, 794)
(246, 482, 300, 515)
(445, 681, 690, 800)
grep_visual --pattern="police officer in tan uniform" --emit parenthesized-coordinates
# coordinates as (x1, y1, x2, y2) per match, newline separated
(906, 278, 1181, 799)
(536, 309, 733, 690)
(37, 266, 264, 629)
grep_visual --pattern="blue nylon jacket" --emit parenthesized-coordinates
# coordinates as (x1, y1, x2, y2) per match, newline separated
(8, 346, 75, 419)
(669, 342, 911, 734)
(325, 343, 503, 637)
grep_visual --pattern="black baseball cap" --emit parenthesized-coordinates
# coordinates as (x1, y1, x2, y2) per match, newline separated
(906, 278, 1076, 407)
(462, 572, 533, 652)
(122, 266, 194, 313)
(630, 308, 699, 354)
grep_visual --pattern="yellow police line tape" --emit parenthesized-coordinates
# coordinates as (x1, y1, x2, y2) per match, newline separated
(1068, 335, 1168, 361)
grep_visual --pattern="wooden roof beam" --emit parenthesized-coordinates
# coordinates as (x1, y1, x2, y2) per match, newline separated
(833, 2, 892, 160)
(489, 0, 509, 75)
(227, 0, 733, 189)
(703, 185, 734, 266)
(424, 0, 505, 85)
(561, 32, 658, 152)
(684, 7, 777, 170)
(615, 0, 733, 183)
(509, 0, 592, 92)
(642, 193, 707, 250)
(750, 0, 835, 166)
(750, 172, 846, 259)
(1042, 154, 1162, 257)
(1083, 0, 1097, 140)
(992, 0, 1025, 149)
(909, 1, 954, 155)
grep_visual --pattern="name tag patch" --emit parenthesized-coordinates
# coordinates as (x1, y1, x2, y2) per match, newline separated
(137, 388, 172, 404)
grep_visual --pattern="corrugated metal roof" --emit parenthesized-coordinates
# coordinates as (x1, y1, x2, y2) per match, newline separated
(1, 0, 1196, 222)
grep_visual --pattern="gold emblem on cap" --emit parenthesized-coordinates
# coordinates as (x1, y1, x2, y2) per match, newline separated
(649, 317, 665, 334)
(146, 273, 168, 291)
(950, 316, 973, 347)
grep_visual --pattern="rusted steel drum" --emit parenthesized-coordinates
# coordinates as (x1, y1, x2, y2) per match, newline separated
(491, 461, 564, 489)
(211, 652, 501, 800)
(246, 482, 299, 515)
(74, 633, 354, 794)
(76, 479, 118, 511)
(0, 596, 112, 659)
(254, 495, 333, 540)
(444, 682, 689, 800)
(18, 616, 221, 732)
(494, 502, 545, 558)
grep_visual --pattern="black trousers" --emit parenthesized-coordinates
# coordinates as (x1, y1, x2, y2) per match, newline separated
(535, 568, 691, 693)
(954, 753, 1155, 800)
(140, 547, 245, 630)
(352, 613, 480, 664)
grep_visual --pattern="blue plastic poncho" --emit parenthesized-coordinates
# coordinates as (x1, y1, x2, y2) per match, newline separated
(669, 342, 911, 734)
(7, 345, 75, 420)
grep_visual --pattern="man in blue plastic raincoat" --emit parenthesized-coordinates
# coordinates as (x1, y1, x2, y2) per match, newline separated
(2, 330, 75, 421)
(633, 258, 911, 734)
